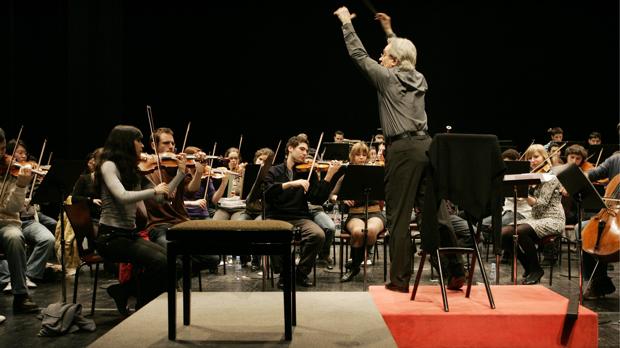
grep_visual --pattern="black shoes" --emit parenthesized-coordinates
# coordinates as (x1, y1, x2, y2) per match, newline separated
(385, 282, 409, 293)
(521, 269, 544, 285)
(340, 267, 360, 282)
(295, 272, 313, 287)
(13, 294, 39, 314)
(107, 284, 130, 316)
(447, 275, 466, 290)
(315, 256, 334, 270)
(583, 277, 616, 300)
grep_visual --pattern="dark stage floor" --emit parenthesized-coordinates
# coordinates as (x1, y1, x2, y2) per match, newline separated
(0, 241, 618, 347)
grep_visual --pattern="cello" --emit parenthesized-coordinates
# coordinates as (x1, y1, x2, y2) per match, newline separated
(581, 174, 620, 263)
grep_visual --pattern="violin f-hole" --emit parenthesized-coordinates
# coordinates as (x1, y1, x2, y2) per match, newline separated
(595, 220, 606, 251)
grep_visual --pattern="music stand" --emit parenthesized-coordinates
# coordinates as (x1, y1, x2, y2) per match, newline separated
(553, 163, 606, 302)
(31, 159, 85, 303)
(241, 164, 261, 200)
(321, 142, 350, 161)
(338, 165, 384, 290)
(502, 172, 542, 285)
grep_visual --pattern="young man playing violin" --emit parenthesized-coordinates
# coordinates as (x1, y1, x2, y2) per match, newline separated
(264, 134, 341, 287)
(143, 128, 202, 248)
(0, 128, 39, 313)
(0, 139, 55, 292)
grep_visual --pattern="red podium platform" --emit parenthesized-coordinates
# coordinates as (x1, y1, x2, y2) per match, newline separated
(369, 285, 597, 348)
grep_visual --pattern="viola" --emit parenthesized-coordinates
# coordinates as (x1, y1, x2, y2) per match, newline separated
(581, 174, 620, 262)
(201, 166, 241, 180)
(138, 152, 196, 173)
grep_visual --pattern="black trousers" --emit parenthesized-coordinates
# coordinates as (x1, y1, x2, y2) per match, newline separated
(96, 224, 168, 308)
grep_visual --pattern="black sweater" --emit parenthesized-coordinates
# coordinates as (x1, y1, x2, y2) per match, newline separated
(264, 163, 334, 221)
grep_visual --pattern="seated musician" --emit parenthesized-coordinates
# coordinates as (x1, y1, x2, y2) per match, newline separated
(182, 146, 224, 220)
(212, 147, 250, 221)
(330, 142, 386, 282)
(0, 139, 55, 292)
(501, 144, 565, 285)
(0, 128, 39, 313)
(144, 128, 218, 274)
(263, 134, 341, 287)
(582, 152, 619, 299)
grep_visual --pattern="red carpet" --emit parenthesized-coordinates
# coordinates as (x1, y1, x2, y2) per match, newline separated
(369, 285, 597, 348)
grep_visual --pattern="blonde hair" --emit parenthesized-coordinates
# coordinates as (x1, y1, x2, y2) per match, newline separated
(524, 144, 551, 172)
(349, 142, 369, 163)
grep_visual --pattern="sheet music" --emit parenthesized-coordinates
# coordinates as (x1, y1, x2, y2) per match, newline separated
(503, 173, 555, 183)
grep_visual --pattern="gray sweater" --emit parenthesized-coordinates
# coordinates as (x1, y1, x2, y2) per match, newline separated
(99, 161, 184, 230)
(342, 23, 428, 137)
(0, 177, 27, 227)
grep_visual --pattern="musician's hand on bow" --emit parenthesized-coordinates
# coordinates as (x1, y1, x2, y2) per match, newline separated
(343, 200, 355, 207)
(289, 179, 310, 193)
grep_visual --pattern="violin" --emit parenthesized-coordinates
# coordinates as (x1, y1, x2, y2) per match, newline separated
(295, 160, 331, 172)
(201, 166, 241, 180)
(581, 174, 620, 262)
(138, 152, 199, 173)
(0, 155, 48, 177)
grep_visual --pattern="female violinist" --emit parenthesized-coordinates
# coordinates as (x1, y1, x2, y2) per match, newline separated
(95, 125, 171, 314)
(212, 147, 250, 221)
(0, 128, 39, 312)
(501, 144, 565, 285)
(0, 139, 56, 291)
(330, 142, 386, 282)
(581, 152, 620, 299)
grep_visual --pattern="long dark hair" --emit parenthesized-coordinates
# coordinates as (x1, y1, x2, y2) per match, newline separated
(95, 125, 143, 191)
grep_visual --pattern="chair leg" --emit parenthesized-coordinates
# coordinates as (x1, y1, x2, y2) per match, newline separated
(91, 263, 100, 316)
(73, 263, 85, 304)
(410, 251, 427, 301)
(198, 271, 203, 292)
(383, 237, 387, 282)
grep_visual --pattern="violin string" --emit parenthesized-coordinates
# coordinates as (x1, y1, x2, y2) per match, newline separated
(0, 125, 24, 199)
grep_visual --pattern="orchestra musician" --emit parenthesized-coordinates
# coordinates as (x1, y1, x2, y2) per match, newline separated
(501, 144, 565, 285)
(263, 134, 341, 287)
(330, 142, 386, 282)
(95, 125, 171, 315)
(334, 9, 464, 292)
(0, 139, 55, 292)
(0, 127, 39, 313)
(582, 152, 620, 299)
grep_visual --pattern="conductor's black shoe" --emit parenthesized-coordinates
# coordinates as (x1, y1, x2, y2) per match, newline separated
(384, 282, 409, 293)
(521, 269, 544, 285)
(107, 284, 130, 316)
(295, 273, 313, 287)
(340, 267, 360, 282)
(13, 294, 39, 314)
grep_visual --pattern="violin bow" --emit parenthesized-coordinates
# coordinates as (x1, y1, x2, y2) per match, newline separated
(307, 132, 325, 182)
(0, 125, 24, 199)
(361, 0, 378, 15)
(530, 142, 567, 173)
(238, 134, 243, 158)
(28, 138, 47, 201)
(272, 140, 282, 165)
(518, 139, 535, 161)
(146, 105, 164, 184)
(594, 147, 604, 167)
(46, 151, 53, 166)
(203, 142, 217, 201)
(181, 121, 191, 154)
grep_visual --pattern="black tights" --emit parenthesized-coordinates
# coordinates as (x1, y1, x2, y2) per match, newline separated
(501, 224, 541, 273)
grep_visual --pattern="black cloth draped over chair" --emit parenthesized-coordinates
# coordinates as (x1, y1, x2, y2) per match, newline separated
(420, 133, 505, 254)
